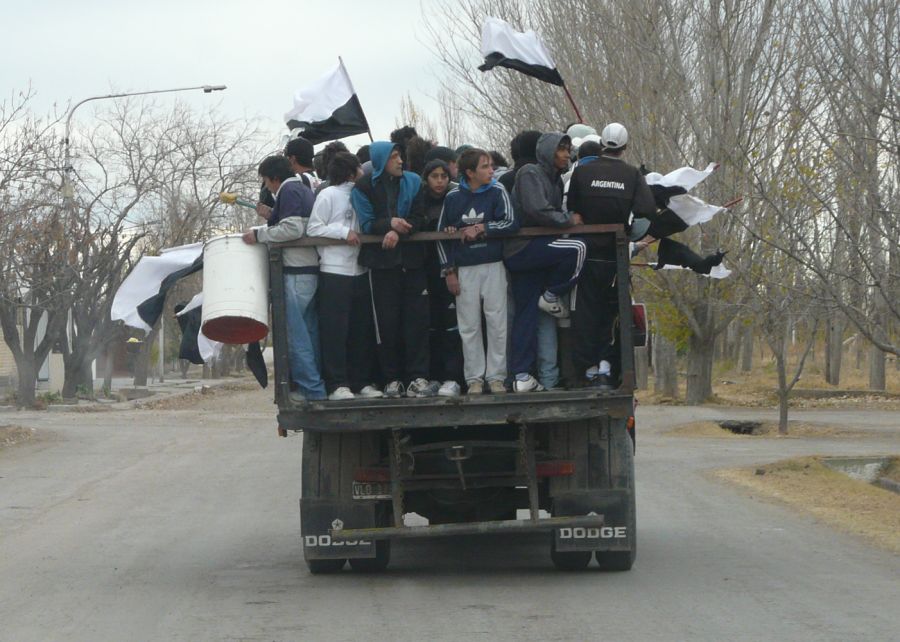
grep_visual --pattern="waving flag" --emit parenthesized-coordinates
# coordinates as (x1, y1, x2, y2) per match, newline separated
(478, 17, 565, 86)
(111, 243, 203, 333)
(285, 59, 370, 144)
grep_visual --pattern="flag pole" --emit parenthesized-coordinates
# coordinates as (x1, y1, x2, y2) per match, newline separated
(339, 56, 374, 142)
(561, 83, 584, 124)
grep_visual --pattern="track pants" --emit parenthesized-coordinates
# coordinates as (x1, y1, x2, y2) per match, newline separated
(426, 250, 464, 383)
(370, 266, 430, 383)
(317, 272, 376, 393)
(505, 237, 586, 377)
(456, 262, 508, 384)
(571, 255, 619, 380)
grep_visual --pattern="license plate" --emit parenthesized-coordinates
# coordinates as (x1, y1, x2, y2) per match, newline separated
(352, 481, 391, 500)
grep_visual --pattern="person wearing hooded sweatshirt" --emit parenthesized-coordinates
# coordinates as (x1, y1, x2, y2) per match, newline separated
(437, 148, 518, 395)
(351, 141, 433, 398)
(242, 155, 326, 403)
(506, 132, 587, 393)
(307, 152, 383, 401)
(498, 130, 542, 194)
(422, 159, 464, 396)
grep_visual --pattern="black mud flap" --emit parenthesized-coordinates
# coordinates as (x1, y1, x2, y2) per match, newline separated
(301, 499, 377, 560)
(553, 489, 633, 553)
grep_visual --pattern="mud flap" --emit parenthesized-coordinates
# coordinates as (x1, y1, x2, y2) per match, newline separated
(553, 489, 633, 553)
(301, 499, 377, 560)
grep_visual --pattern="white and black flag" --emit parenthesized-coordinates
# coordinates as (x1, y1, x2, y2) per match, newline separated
(478, 16, 565, 86)
(284, 60, 370, 144)
(111, 243, 204, 333)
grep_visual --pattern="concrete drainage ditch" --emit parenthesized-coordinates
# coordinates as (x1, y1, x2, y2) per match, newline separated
(822, 456, 900, 494)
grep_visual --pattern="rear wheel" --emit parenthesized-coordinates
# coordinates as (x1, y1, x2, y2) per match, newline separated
(594, 550, 634, 571)
(348, 539, 391, 572)
(306, 558, 346, 574)
(550, 536, 592, 571)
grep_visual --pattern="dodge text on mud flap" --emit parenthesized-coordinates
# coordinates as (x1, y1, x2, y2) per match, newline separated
(558, 526, 628, 539)
(304, 535, 372, 547)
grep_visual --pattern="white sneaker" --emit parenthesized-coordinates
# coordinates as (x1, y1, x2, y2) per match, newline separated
(407, 378, 436, 398)
(466, 379, 485, 395)
(328, 386, 355, 401)
(358, 384, 384, 399)
(438, 380, 461, 397)
(288, 391, 307, 404)
(384, 380, 404, 398)
(514, 374, 545, 393)
(538, 294, 569, 319)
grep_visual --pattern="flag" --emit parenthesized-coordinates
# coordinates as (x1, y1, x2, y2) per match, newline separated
(284, 61, 370, 144)
(111, 243, 203, 333)
(654, 238, 729, 278)
(478, 17, 565, 86)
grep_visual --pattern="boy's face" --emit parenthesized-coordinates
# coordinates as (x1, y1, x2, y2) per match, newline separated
(554, 143, 571, 171)
(385, 149, 404, 177)
(427, 168, 449, 195)
(467, 154, 494, 188)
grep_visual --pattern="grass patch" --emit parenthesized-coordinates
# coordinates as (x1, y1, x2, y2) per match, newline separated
(0, 425, 37, 449)
(713, 456, 900, 554)
(882, 458, 900, 484)
(668, 420, 869, 439)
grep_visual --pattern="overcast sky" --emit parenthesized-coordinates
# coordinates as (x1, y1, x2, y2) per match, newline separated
(2, 0, 464, 150)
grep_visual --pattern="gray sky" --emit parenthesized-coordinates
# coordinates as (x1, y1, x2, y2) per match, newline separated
(2, 0, 463, 149)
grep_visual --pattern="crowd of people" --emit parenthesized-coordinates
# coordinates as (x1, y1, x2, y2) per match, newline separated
(242, 121, 656, 403)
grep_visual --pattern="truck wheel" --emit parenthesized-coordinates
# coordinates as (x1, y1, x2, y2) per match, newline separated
(348, 540, 391, 573)
(594, 550, 634, 571)
(306, 558, 346, 574)
(550, 536, 592, 571)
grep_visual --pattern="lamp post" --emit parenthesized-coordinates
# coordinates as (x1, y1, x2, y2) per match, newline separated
(62, 84, 226, 383)
(62, 84, 226, 198)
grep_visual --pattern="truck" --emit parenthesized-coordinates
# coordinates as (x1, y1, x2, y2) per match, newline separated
(268, 224, 638, 572)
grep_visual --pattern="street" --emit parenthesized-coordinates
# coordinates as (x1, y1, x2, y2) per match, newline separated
(1, 387, 898, 641)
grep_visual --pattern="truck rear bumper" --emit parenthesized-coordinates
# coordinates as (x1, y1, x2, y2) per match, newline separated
(329, 514, 605, 541)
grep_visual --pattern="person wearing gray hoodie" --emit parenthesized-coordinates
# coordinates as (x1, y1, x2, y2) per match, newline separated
(506, 132, 586, 393)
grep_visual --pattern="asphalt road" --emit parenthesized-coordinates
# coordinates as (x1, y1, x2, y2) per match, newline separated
(1, 388, 898, 641)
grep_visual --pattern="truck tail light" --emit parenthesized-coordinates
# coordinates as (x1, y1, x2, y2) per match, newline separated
(354, 467, 391, 483)
(536, 461, 575, 477)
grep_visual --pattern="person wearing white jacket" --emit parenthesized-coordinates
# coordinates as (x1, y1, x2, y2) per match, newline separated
(307, 152, 382, 401)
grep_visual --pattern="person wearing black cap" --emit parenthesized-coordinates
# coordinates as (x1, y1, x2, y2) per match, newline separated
(567, 122, 656, 390)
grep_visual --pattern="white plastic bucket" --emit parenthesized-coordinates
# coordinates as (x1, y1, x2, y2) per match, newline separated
(201, 233, 269, 344)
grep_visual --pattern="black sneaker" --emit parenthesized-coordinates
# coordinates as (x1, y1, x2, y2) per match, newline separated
(589, 374, 615, 391)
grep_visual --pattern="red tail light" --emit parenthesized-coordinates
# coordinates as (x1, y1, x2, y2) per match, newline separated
(536, 461, 575, 477)
(354, 467, 391, 483)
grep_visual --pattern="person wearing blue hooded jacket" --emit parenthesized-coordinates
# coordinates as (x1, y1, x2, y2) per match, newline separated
(437, 148, 518, 395)
(351, 141, 433, 398)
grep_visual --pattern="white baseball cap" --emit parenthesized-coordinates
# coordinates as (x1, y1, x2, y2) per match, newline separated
(601, 122, 629, 149)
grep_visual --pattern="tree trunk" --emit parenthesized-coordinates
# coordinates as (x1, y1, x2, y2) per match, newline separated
(15, 358, 37, 408)
(826, 317, 844, 385)
(740, 325, 753, 372)
(869, 343, 886, 391)
(103, 348, 114, 393)
(132, 328, 158, 387)
(653, 334, 678, 398)
(775, 352, 789, 435)
(686, 333, 714, 404)
(635, 346, 648, 390)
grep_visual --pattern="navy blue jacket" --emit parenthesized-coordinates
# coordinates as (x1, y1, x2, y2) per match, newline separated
(436, 176, 517, 270)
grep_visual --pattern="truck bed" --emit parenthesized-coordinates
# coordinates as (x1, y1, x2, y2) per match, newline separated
(277, 388, 633, 432)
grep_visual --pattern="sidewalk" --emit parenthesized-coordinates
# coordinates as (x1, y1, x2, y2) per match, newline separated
(0, 370, 260, 413)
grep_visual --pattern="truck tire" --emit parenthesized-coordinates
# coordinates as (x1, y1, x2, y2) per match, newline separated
(348, 539, 390, 572)
(550, 536, 592, 571)
(594, 550, 633, 571)
(306, 558, 346, 574)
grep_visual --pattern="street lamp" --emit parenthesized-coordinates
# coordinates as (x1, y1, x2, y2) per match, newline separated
(61, 84, 227, 198)
(61, 84, 226, 383)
